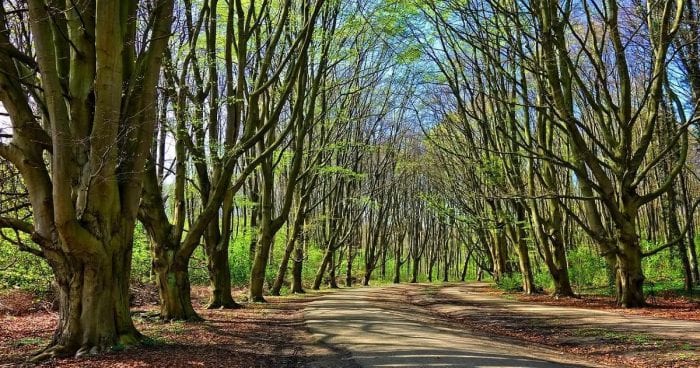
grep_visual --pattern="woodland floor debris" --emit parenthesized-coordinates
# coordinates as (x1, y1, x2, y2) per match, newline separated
(0, 286, 351, 368)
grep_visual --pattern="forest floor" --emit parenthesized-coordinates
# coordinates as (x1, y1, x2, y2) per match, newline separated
(1, 282, 699, 367)
(0, 286, 355, 368)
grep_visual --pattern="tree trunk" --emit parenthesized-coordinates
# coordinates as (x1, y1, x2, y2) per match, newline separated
(203, 187, 240, 309)
(271, 241, 294, 296)
(427, 255, 435, 282)
(393, 257, 401, 284)
(205, 241, 239, 309)
(155, 265, 200, 321)
(291, 239, 305, 293)
(689, 234, 700, 285)
(681, 173, 700, 285)
(550, 236, 575, 297)
(410, 256, 420, 283)
(313, 246, 332, 290)
(34, 243, 142, 361)
(249, 229, 274, 302)
(362, 268, 373, 286)
(661, 185, 694, 292)
(460, 250, 472, 282)
(151, 238, 202, 321)
(492, 227, 508, 282)
(617, 225, 646, 307)
(271, 220, 302, 295)
(346, 249, 354, 287)
(328, 250, 339, 288)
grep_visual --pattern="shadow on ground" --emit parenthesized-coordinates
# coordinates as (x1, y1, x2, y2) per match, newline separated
(305, 287, 593, 368)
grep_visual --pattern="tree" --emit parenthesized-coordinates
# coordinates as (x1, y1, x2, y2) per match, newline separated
(0, 0, 173, 358)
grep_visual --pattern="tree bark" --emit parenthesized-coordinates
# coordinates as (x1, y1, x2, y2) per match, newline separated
(313, 247, 333, 290)
(291, 242, 306, 293)
(616, 222, 646, 307)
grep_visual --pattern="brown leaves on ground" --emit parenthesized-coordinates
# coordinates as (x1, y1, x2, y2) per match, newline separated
(0, 286, 348, 367)
(516, 291, 700, 322)
(0, 289, 54, 316)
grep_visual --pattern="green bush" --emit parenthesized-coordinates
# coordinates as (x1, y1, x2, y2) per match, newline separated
(131, 224, 153, 283)
(567, 245, 609, 291)
(641, 239, 684, 283)
(0, 238, 52, 293)
(533, 269, 554, 291)
(230, 230, 253, 286)
(496, 272, 523, 291)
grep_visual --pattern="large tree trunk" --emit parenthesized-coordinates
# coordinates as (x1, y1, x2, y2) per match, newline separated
(155, 265, 200, 321)
(203, 204, 239, 309)
(271, 191, 310, 295)
(33, 240, 141, 361)
(616, 223, 646, 307)
(550, 236, 575, 297)
(204, 240, 238, 309)
(1, 0, 173, 361)
(151, 239, 202, 321)
(249, 229, 274, 302)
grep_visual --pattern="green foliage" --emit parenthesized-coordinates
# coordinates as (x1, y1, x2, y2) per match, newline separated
(534, 270, 554, 291)
(567, 245, 610, 291)
(396, 45, 421, 65)
(12, 337, 48, 348)
(303, 245, 324, 282)
(641, 240, 685, 283)
(317, 165, 366, 180)
(496, 273, 523, 291)
(230, 230, 254, 285)
(131, 223, 153, 283)
(0, 239, 52, 293)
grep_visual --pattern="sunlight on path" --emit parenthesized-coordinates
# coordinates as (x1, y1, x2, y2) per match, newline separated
(304, 287, 596, 368)
(440, 284, 700, 343)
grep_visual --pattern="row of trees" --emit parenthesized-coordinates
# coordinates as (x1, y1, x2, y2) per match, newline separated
(412, 0, 700, 307)
(1, 0, 699, 362)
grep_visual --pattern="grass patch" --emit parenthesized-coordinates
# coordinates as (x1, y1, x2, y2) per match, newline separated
(573, 328, 657, 344)
(141, 335, 173, 346)
(12, 337, 49, 347)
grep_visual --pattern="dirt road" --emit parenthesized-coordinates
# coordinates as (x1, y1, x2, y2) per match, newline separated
(304, 286, 597, 368)
(437, 283, 700, 344)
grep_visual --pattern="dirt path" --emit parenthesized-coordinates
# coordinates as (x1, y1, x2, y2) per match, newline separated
(304, 286, 597, 368)
(439, 283, 700, 343)
(408, 283, 700, 367)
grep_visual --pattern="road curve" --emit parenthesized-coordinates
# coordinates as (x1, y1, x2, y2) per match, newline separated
(304, 285, 596, 368)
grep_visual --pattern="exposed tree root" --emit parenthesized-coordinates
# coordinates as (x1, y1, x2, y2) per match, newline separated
(206, 300, 242, 309)
(30, 344, 73, 363)
(250, 296, 267, 303)
(29, 332, 143, 362)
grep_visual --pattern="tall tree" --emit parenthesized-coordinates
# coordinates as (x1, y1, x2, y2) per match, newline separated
(0, 0, 174, 359)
